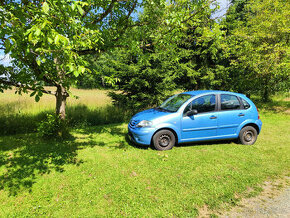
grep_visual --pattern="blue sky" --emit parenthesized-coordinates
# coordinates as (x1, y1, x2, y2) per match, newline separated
(0, 0, 230, 66)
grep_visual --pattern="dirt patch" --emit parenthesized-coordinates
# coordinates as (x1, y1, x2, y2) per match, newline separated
(197, 177, 290, 217)
(220, 177, 290, 217)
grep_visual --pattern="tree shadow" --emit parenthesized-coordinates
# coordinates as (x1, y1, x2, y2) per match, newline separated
(0, 134, 98, 196)
(74, 124, 149, 150)
(0, 123, 146, 195)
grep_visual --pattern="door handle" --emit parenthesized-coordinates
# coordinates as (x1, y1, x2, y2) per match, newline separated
(210, 116, 217, 119)
(238, 113, 245, 117)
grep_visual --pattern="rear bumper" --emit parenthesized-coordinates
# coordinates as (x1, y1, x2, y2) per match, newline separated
(256, 119, 262, 134)
(128, 125, 156, 145)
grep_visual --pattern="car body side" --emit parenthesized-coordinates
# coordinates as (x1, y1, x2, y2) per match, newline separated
(128, 91, 262, 146)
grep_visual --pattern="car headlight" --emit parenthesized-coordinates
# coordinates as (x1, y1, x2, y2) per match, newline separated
(136, 120, 152, 128)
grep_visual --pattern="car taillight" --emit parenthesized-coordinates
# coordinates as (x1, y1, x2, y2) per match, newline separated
(255, 105, 260, 119)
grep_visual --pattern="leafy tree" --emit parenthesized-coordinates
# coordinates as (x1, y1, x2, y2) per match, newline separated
(107, 49, 179, 110)
(105, 0, 227, 108)
(223, 0, 290, 100)
(0, 0, 150, 119)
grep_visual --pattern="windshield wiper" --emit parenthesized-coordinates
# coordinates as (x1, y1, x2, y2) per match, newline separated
(155, 107, 173, 113)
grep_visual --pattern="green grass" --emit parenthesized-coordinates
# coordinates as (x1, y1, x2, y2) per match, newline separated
(0, 89, 289, 216)
(0, 111, 289, 217)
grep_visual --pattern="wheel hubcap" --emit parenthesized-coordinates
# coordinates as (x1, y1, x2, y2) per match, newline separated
(244, 131, 253, 142)
(158, 134, 171, 147)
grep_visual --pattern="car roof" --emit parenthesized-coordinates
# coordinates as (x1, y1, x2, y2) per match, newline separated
(182, 90, 244, 96)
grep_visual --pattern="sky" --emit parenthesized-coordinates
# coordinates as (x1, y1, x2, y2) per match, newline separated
(0, 0, 230, 67)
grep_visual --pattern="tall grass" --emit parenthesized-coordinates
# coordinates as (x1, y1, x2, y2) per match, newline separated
(0, 88, 132, 135)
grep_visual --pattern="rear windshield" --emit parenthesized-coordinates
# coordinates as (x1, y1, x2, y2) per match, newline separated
(159, 94, 192, 112)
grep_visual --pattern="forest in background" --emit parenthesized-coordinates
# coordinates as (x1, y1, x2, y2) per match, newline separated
(76, 0, 289, 108)
(0, 0, 289, 115)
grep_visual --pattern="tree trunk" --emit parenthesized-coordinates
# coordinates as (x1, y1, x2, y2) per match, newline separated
(55, 85, 69, 120)
(262, 87, 270, 102)
(262, 77, 270, 102)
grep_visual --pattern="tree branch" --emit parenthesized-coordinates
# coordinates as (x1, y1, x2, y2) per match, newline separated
(92, 0, 118, 24)
(112, 0, 137, 42)
(0, 78, 56, 95)
(182, 0, 215, 24)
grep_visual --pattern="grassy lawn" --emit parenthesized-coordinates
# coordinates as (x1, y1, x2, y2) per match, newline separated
(0, 111, 289, 217)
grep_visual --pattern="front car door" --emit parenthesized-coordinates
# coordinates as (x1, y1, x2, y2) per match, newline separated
(181, 94, 218, 142)
(217, 94, 248, 137)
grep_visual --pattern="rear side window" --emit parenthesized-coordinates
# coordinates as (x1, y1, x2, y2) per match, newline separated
(241, 98, 251, 109)
(221, 94, 241, 110)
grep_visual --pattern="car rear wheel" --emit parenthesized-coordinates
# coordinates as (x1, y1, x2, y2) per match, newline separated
(152, 130, 176, 151)
(239, 126, 257, 145)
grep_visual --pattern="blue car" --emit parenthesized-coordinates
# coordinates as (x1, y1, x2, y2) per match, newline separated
(128, 90, 262, 150)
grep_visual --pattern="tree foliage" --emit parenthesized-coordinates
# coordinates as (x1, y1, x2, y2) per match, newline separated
(223, 0, 290, 100)
(0, 0, 146, 119)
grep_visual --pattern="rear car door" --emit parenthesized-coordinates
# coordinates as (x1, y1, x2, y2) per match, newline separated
(217, 94, 248, 136)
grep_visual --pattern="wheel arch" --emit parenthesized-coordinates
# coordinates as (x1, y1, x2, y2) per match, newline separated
(241, 123, 260, 134)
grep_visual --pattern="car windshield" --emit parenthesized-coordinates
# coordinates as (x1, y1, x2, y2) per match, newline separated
(158, 94, 192, 112)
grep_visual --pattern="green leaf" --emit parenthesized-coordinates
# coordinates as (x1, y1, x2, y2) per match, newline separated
(28, 33, 33, 42)
(54, 35, 60, 45)
(47, 37, 53, 44)
(77, 4, 84, 15)
(35, 28, 41, 36)
(42, 2, 49, 14)
(72, 3, 76, 11)
(73, 71, 79, 77)
(36, 59, 41, 66)
(30, 91, 37, 97)
(35, 95, 40, 102)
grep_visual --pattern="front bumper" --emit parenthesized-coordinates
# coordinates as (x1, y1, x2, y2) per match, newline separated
(128, 125, 156, 145)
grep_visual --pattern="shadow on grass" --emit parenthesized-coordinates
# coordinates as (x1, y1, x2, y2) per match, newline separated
(176, 139, 236, 148)
(74, 124, 149, 150)
(0, 123, 138, 196)
(0, 135, 85, 195)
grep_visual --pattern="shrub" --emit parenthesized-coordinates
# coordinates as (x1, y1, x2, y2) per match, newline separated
(37, 114, 70, 139)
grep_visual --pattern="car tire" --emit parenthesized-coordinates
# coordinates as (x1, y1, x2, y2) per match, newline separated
(238, 126, 258, 145)
(152, 130, 176, 151)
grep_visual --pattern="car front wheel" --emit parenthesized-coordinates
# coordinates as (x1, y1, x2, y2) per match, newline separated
(239, 126, 258, 145)
(152, 129, 176, 151)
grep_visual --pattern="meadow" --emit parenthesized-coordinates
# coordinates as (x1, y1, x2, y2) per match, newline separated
(0, 88, 130, 135)
(0, 89, 289, 217)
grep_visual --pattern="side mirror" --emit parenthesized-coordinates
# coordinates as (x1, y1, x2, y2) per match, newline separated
(186, 109, 198, 116)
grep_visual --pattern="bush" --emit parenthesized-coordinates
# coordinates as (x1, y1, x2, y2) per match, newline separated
(37, 114, 70, 139)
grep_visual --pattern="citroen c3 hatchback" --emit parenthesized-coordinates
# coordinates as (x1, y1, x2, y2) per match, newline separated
(128, 90, 262, 150)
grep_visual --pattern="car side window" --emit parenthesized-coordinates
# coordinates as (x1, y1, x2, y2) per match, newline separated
(184, 94, 216, 114)
(220, 94, 241, 110)
(241, 98, 251, 109)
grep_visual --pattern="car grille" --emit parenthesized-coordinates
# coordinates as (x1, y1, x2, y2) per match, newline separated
(129, 119, 139, 128)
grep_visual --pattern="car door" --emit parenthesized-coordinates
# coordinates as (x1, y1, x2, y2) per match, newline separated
(181, 94, 218, 142)
(217, 94, 248, 136)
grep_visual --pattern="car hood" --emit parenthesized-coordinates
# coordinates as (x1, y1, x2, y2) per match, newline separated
(131, 108, 171, 122)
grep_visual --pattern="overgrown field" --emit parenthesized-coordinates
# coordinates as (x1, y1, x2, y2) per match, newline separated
(0, 89, 289, 216)
(0, 88, 130, 135)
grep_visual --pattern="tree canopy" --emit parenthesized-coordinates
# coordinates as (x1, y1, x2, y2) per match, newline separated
(0, 0, 289, 122)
